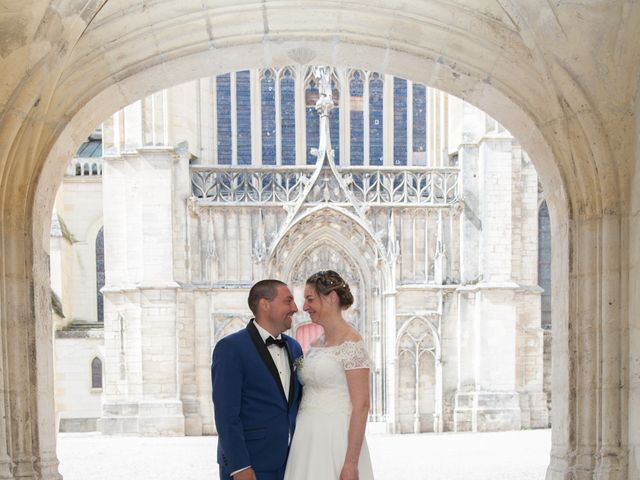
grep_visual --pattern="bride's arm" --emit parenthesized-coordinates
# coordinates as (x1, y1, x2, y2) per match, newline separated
(342, 368, 371, 479)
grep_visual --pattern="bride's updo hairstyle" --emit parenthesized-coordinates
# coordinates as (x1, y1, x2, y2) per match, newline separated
(306, 270, 354, 310)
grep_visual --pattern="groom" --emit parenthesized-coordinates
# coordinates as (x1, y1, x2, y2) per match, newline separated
(212, 279, 303, 480)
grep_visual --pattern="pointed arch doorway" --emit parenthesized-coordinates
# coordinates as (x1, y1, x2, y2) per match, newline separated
(269, 208, 391, 424)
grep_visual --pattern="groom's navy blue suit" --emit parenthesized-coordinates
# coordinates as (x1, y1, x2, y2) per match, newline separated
(212, 319, 303, 479)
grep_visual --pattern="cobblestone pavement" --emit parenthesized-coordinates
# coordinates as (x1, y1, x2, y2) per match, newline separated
(57, 428, 550, 480)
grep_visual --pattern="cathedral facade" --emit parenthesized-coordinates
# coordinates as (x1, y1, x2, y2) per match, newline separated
(51, 65, 551, 436)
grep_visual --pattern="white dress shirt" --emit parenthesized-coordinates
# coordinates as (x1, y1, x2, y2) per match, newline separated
(253, 322, 291, 400)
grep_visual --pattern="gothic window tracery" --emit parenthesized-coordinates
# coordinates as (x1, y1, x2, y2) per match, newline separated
(236, 70, 252, 165)
(349, 70, 365, 166)
(201, 67, 445, 169)
(216, 73, 232, 165)
(538, 200, 551, 330)
(393, 77, 408, 166)
(329, 72, 341, 164)
(397, 316, 440, 433)
(280, 67, 296, 165)
(369, 72, 384, 166)
(412, 83, 427, 165)
(260, 69, 276, 165)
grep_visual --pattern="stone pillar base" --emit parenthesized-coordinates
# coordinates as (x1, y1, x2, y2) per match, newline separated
(519, 392, 550, 428)
(34, 453, 63, 480)
(453, 391, 521, 432)
(595, 450, 625, 480)
(12, 457, 37, 479)
(0, 456, 13, 480)
(182, 399, 203, 436)
(546, 447, 626, 480)
(99, 401, 185, 436)
(545, 455, 573, 480)
(185, 415, 203, 436)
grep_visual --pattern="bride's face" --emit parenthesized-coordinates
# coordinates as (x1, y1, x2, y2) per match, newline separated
(303, 284, 330, 324)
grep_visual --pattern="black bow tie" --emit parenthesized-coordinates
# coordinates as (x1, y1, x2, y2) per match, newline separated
(265, 336, 287, 348)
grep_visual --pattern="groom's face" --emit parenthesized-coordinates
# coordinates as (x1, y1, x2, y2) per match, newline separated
(267, 284, 298, 332)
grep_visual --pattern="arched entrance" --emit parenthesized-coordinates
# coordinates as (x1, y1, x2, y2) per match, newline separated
(269, 206, 391, 424)
(396, 315, 443, 434)
(0, 2, 634, 479)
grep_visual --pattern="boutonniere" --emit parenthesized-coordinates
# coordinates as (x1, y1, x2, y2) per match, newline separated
(293, 356, 304, 370)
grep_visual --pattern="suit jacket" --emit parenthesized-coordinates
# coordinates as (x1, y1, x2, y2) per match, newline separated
(212, 319, 303, 476)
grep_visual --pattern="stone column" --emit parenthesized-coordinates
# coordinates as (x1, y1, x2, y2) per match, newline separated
(33, 267, 62, 478)
(545, 209, 626, 480)
(629, 172, 640, 480)
(454, 136, 521, 431)
(384, 284, 397, 433)
(458, 142, 480, 284)
(514, 149, 548, 429)
(454, 132, 480, 432)
(0, 314, 14, 478)
(99, 147, 185, 435)
(172, 147, 202, 436)
(595, 213, 624, 478)
(195, 291, 215, 435)
(6, 275, 38, 478)
(2, 206, 64, 479)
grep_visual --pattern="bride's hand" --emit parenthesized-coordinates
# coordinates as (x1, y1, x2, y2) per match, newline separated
(339, 462, 359, 480)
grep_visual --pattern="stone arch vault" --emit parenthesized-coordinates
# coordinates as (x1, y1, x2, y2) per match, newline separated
(1, 1, 640, 479)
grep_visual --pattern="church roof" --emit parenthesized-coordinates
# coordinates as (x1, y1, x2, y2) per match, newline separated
(75, 139, 102, 158)
(75, 129, 102, 158)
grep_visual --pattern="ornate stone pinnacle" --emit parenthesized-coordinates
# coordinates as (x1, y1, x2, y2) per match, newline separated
(313, 66, 334, 162)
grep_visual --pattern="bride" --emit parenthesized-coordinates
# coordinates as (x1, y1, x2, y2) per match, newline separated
(284, 270, 374, 480)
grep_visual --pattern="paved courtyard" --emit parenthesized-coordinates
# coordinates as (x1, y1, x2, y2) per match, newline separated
(57, 429, 551, 480)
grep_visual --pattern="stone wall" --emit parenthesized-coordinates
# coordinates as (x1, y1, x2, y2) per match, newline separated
(54, 331, 103, 432)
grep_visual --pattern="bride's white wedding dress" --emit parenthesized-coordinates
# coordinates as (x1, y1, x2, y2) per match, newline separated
(283, 338, 374, 480)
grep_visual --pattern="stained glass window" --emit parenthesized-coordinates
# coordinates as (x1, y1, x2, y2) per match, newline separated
(349, 71, 364, 166)
(91, 357, 102, 389)
(393, 77, 407, 166)
(96, 227, 104, 323)
(236, 70, 252, 165)
(261, 69, 276, 165)
(280, 68, 296, 165)
(413, 84, 427, 166)
(369, 73, 384, 166)
(538, 201, 552, 330)
(329, 76, 340, 164)
(216, 73, 232, 164)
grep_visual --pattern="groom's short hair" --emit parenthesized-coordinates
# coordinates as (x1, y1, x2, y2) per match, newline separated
(248, 279, 287, 316)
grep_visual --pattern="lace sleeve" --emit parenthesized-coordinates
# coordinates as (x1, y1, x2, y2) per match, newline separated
(337, 340, 371, 370)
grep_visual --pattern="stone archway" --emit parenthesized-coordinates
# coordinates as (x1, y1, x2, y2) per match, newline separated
(1, 2, 637, 479)
(396, 315, 443, 434)
(269, 208, 390, 424)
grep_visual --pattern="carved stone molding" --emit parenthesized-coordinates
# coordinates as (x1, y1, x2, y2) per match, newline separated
(191, 165, 460, 208)
(212, 314, 250, 343)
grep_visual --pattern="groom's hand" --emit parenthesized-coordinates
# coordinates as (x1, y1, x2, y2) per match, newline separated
(233, 467, 256, 480)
